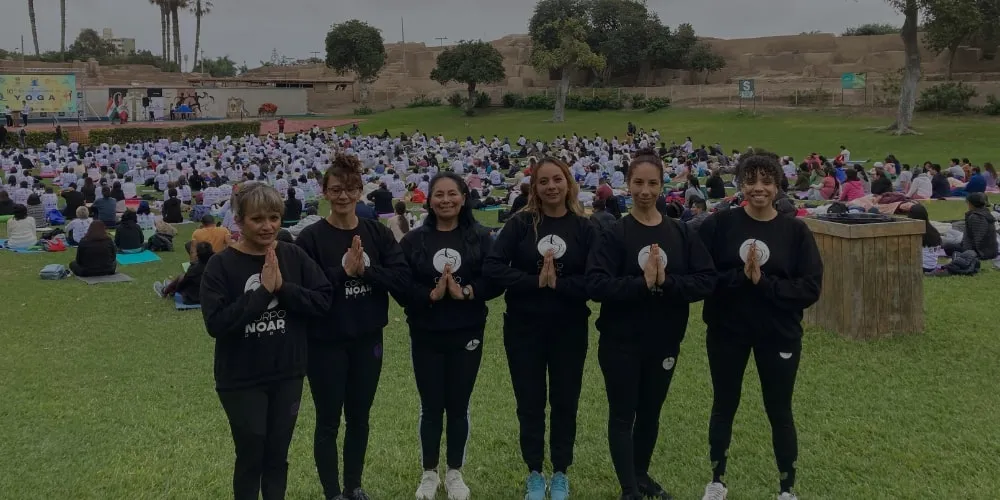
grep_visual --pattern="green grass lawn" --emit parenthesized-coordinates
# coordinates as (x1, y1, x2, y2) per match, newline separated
(4, 108, 1000, 499)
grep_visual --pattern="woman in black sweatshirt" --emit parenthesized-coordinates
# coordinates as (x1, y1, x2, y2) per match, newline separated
(69, 220, 117, 277)
(483, 157, 595, 500)
(114, 210, 146, 253)
(696, 153, 823, 500)
(294, 154, 409, 500)
(398, 172, 500, 500)
(199, 182, 332, 500)
(586, 150, 716, 500)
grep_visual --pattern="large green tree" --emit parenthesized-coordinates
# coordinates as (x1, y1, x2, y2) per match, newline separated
(529, 0, 606, 122)
(686, 42, 727, 84)
(923, 0, 983, 80)
(69, 29, 115, 61)
(586, 0, 656, 83)
(199, 56, 238, 77)
(430, 40, 506, 114)
(325, 20, 387, 105)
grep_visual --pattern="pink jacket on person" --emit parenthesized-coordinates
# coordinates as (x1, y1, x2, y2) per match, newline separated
(839, 180, 865, 202)
(820, 176, 837, 199)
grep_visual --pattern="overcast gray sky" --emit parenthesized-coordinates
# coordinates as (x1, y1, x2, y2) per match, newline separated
(1, 0, 902, 70)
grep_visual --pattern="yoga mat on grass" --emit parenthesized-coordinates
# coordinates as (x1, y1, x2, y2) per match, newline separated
(175, 293, 201, 310)
(116, 250, 162, 265)
(76, 273, 134, 285)
(0, 239, 46, 253)
(476, 206, 503, 211)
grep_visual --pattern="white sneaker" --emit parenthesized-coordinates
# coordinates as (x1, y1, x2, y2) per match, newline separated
(153, 280, 165, 298)
(777, 493, 798, 500)
(444, 469, 470, 500)
(415, 470, 440, 500)
(702, 482, 728, 500)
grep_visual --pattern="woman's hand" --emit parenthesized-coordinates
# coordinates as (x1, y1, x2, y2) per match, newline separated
(744, 242, 762, 284)
(262, 247, 282, 292)
(544, 250, 557, 289)
(656, 249, 666, 286)
(445, 270, 464, 300)
(430, 264, 449, 302)
(644, 244, 660, 290)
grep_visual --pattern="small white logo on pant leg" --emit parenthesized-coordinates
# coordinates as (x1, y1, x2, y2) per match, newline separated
(779, 352, 794, 359)
(465, 339, 481, 351)
(662, 357, 676, 370)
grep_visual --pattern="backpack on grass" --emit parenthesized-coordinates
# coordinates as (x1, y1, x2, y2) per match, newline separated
(39, 264, 70, 280)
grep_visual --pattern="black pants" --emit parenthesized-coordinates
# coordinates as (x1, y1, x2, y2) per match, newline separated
(217, 377, 304, 500)
(599, 338, 680, 496)
(504, 316, 588, 473)
(706, 331, 800, 493)
(4, 115, 12, 127)
(308, 332, 384, 499)
(20, 114, 27, 126)
(411, 328, 484, 470)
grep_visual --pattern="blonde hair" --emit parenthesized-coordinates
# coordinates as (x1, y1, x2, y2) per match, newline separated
(234, 182, 284, 220)
(75, 206, 89, 219)
(523, 157, 585, 239)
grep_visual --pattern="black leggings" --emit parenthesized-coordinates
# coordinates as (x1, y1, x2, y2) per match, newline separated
(707, 332, 801, 493)
(217, 377, 304, 500)
(410, 328, 484, 470)
(504, 317, 588, 473)
(307, 332, 384, 498)
(599, 339, 680, 496)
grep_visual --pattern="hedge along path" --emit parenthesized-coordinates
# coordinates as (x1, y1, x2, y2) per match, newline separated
(13, 120, 259, 148)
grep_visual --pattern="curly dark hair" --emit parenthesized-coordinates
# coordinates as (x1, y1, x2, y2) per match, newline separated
(737, 153, 783, 187)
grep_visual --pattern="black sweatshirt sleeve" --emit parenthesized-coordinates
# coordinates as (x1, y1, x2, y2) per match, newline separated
(200, 257, 275, 338)
(396, 233, 430, 308)
(296, 228, 350, 290)
(364, 223, 412, 297)
(660, 222, 717, 303)
(274, 245, 333, 316)
(553, 218, 595, 300)
(483, 215, 539, 292)
(755, 222, 823, 311)
(698, 212, 747, 290)
(586, 224, 651, 302)
(471, 228, 504, 301)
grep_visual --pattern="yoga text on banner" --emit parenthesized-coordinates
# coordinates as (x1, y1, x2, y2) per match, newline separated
(0, 74, 78, 114)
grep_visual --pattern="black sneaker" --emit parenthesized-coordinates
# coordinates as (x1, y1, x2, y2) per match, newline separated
(637, 476, 674, 500)
(346, 487, 371, 500)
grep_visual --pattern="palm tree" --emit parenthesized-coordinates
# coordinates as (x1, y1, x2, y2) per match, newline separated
(59, 0, 66, 60)
(28, 0, 40, 56)
(170, 0, 189, 70)
(190, 0, 213, 72)
(149, 0, 170, 64)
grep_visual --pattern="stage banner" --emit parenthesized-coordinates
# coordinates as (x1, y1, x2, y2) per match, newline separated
(0, 74, 78, 114)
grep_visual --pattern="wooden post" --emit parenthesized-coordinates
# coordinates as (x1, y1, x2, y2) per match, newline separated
(803, 218, 925, 340)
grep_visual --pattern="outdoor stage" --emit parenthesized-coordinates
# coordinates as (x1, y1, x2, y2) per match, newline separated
(18, 117, 362, 138)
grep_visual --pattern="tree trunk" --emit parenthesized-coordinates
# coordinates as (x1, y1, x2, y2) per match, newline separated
(704, 71, 710, 84)
(467, 83, 477, 113)
(552, 68, 571, 123)
(172, 6, 182, 69)
(193, 1, 202, 72)
(947, 43, 958, 81)
(890, 0, 921, 135)
(60, 0, 66, 59)
(359, 81, 370, 105)
(28, 0, 40, 56)
(163, 6, 171, 63)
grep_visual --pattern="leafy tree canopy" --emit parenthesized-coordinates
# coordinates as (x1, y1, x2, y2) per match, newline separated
(325, 20, 386, 83)
(842, 23, 901, 36)
(430, 40, 506, 88)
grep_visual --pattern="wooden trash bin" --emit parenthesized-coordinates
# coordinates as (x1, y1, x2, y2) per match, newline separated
(802, 217, 925, 340)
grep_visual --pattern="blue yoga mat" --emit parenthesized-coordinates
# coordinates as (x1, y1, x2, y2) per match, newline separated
(175, 293, 201, 310)
(477, 206, 503, 211)
(0, 239, 46, 253)
(116, 250, 162, 265)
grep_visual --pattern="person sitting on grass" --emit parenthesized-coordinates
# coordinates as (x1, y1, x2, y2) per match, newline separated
(65, 206, 92, 246)
(69, 221, 117, 277)
(0, 191, 14, 216)
(114, 210, 146, 254)
(4, 204, 37, 249)
(909, 204, 943, 273)
(191, 214, 232, 253)
(838, 169, 865, 203)
(284, 188, 303, 222)
(153, 241, 213, 304)
(25, 193, 47, 228)
(92, 187, 118, 228)
(162, 188, 184, 224)
(930, 164, 951, 199)
(944, 193, 998, 260)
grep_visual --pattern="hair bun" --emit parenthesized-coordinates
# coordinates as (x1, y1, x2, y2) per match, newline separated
(333, 153, 362, 173)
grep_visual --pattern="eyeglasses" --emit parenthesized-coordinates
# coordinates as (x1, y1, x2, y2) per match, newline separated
(325, 186, 362, 197)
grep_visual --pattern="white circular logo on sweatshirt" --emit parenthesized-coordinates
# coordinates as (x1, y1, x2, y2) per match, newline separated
(341, 251, 372, 269)
(638, 245, 668, 269)
(537, 234, 567, 259)
(432, 248, 462, 274)
(738, 239, 771, 266)
(244, 273, 279, 310)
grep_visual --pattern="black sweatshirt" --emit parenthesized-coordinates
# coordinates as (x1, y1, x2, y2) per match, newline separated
(177, 260, 207, 305)
(295, 217, 410, 341)
(586, 214, 716, 347)
(72, 237, 117, 277)
(484, 211, 596, 328)
(200, 242, 332, 390)
(698, 208, 823, 342)
(114, 221, 145, 251)
(398, 223, 501, 334)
